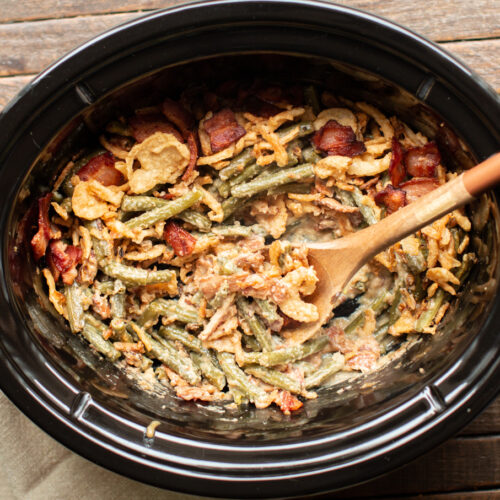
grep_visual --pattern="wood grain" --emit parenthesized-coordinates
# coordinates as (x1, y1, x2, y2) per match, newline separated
(0, 11, 497, 91)
(461, 397, 500, 436)
(0, 0, 498, 43)
(328, 436, 500, 498)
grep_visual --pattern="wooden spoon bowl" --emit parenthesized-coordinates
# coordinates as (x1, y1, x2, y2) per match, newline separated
(284, 153, 500, 344)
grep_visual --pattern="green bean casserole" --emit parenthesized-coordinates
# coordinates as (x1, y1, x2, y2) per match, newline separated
(30, 83, 475, 413)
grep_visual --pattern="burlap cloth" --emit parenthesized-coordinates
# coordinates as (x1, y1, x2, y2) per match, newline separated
(0, 392, 216, 500)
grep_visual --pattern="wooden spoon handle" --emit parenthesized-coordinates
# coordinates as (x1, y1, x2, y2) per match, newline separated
(352, 152, 500, 260)
(463, 152, 500, 196)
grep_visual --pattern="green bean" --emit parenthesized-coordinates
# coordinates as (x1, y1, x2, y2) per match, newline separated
(415, 289, 446, 332)
(245, 365, 302, 394)
(231, 163, 314, 198)
(277, 121, 314, 139)
(334, 187, 357, 208)
(304, 85, 321, 115)
(177, 210, 212, 232)
(138, 298, 200, 327)
(94, 279, 126, 295)
(241, 336, 329, 367)
(387, 289, 402, 327)
(62, 149, 105, 196)
(351, 187, 377, 225)
(60, 197, 72, 214)
(236, 297, 273, 352)
(190, 352, 226, 391)
(301, 147, 321, 164)
(456, 252, 476, 282)
(81, 322, 121, 362)
(211, 224, 266, 238)
(221, 196, 249, 220)
(159, 324, 204, 354)
(100, 261, 175, 287)
(228, 161, 261, 187)
(219, 148, 255, 181)
(88, 235, 113, 264)
(146, 332, 200, 385)
(255, 299, 282, 330)
(110, 318, 131, 342)
(242, 334, 261, 352)
(65, 282, 85, 333)
(217, 352, 268, 406)
(214, 178, 231, 198)
(344, 290, 388, 336)
(304, 352, 344, 389)
(268, 182, 312, 196)
(84, 313, 110, 336)
(121, 195, 165, 212)
(110, 293, 126, 319)
(125, 190, 202, 229)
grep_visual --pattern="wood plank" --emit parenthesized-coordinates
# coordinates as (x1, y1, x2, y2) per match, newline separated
(0, 75, 34, 110)
(0, 13, 137, 77)
(461, 397, 500, 436)
(0, 0, 498, 43)
(0, 9, 497, 92)
(445, 39, 500, 93)
(329, 436, 500, 498)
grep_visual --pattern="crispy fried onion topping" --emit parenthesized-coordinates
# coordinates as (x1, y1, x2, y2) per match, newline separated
(275, 267, 318, 322)
(72, 178, 124, 220)
(125, 132, 190, 194)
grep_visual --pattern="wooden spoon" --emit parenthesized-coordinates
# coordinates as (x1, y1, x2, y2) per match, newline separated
(286, 152, 500, 344)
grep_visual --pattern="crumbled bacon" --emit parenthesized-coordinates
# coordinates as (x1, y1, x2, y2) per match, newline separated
(30, 193, 53, 260)
(404, 142, 440, 178)
(388, 137, 405, 187)
(400, 177, 440, 204)
(275, 390, 303, 414)
(181, 131, 199, 181)
(161, 98, 194, 137)
(255, 84, 303, 106)
(312, 120, 366, 157)
(164, 221, 196, 256)
(77, 152, 124, 186)
(374, 184, 406, 213)
(243, 95, 281, 117)
(46, 240, 82, 285)
(129, 113, 182, 143)
(204, 109, 246, 153)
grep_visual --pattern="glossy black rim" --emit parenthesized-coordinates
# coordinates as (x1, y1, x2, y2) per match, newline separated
(0, 1, 499, 498)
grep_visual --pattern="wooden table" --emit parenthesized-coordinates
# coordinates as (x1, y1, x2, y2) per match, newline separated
(0, 1, 498, 498)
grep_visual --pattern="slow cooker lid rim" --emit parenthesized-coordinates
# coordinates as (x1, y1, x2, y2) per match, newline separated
(0, 0, 499, 155)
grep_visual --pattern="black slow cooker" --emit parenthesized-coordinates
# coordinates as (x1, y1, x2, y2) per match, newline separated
(0, 1, 499, 497)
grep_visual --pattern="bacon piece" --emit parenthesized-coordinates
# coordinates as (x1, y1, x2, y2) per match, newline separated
(30, 193, 53, 260)
(388, 137, 405, 187)
(204, 109, 246, 153)
(161, 98, 194, 137)
(400, 177, 440, 204)
(163, 221, 196, 256)
(374, 184, 406, 213)
(312, 120, 366, 157)
(129, 113, 182, 143)
(275, 390, 303, 414)
(181, 131, 199, 182)
(404, 142, 440, 178)
(243, 95, 281, 117)
(47, 240, 82, 285)
(77, 152, 124, 186)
